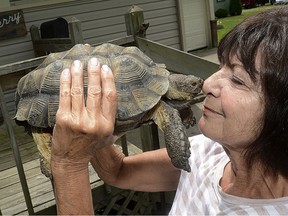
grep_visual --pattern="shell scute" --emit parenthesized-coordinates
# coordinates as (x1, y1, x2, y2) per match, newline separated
(25, 94, 49, 126)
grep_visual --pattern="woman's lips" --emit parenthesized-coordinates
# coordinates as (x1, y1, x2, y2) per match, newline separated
(203, 105, 224, 116)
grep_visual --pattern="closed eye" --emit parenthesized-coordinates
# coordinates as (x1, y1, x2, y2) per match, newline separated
(231, 75, 245, 85)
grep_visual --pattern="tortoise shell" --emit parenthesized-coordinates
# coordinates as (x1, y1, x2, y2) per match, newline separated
(15, 43, 170, 128)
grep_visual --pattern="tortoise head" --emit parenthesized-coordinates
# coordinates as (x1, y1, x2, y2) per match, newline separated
(166, 74, 203, 100)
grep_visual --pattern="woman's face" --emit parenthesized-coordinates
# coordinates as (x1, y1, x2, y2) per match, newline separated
(198, 57, 263, 150)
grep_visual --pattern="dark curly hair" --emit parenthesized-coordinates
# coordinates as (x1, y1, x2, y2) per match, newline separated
(217, 7, 288, 177)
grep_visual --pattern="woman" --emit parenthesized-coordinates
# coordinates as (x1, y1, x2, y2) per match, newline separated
(51, 7, 288, 215)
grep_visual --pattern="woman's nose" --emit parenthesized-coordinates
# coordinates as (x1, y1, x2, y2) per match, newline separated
(202, 71, 222, 97)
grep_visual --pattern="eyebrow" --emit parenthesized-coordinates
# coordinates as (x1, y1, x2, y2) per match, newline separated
(230, 62, 244, 69)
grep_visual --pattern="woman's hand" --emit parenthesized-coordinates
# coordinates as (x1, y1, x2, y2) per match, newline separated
(51, 58, 118, 169)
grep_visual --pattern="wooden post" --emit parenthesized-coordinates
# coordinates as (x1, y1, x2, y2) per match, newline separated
(125, 5, 149, 38)
(140, 124, 160, 152)
(69, 17, 84, 44)
(140, 125, 154, 152)
(30, 25, 40, 41)
(121, 135, 129, 156)
(30, 25, 45, 57)
(125, 5, 159, 152)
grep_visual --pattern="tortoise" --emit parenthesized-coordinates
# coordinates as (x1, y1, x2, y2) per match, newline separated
(14, 43, 203, 178)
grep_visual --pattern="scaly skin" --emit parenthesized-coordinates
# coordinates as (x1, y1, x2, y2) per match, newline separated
(150, 101, 191, 172)
(166, 73, 203, 100)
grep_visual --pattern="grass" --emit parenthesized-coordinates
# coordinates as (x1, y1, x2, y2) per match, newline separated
(217, 4, 285, 42)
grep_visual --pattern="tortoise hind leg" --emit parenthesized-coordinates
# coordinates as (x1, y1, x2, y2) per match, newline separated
(151, 101, 191, 172)
(31, 127, 53, 179)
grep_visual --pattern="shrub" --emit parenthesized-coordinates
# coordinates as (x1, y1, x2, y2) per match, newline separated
(229, 0, 243, 16)
(215, 8, 229, 18)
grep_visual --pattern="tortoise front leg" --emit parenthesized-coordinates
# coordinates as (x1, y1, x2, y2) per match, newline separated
(151, 101, 191, 172)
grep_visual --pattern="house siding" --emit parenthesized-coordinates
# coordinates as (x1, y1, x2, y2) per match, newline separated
(0, 0, 181, 66)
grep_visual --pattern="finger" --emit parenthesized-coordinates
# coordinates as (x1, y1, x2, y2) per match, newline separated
(58, 69, 71, 113)
(86, 58, 102, 116)
(101, 65, 117, 122)
(70, 60, 84, 115)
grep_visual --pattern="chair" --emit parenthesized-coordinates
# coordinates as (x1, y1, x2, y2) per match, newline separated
(30, 17, 83, 57)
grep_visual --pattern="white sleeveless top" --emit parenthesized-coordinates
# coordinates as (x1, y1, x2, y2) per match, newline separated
(169, 134, 288, 215)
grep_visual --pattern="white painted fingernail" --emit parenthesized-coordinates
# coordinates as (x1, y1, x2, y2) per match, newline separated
(102, 65, 110, 73)
(73, 60, 81, 69)
(62, 69, 70, 76)
(90, 57, 98, 66)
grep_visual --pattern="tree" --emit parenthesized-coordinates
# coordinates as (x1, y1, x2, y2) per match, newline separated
(230, 0, 243, 16)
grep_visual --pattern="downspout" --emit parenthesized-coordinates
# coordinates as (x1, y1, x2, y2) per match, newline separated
(206, 0, 218, 47)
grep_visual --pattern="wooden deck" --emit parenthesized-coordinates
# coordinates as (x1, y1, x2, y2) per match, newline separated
(0, 121, 144, 215)
(1, 159, 54, 215)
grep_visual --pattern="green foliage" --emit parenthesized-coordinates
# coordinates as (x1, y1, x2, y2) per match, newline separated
(217, 5, 275, 43)
(229, 0, 243, 16)
(215, 8, 229, 18)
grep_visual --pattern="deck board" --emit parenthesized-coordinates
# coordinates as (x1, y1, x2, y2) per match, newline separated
(0, 128, 141, 215)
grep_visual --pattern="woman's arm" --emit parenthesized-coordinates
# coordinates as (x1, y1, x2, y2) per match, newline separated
(52, 162, 94, 215)
(91, 145, 181, 192)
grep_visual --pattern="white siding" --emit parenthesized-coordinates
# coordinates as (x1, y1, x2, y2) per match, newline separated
(0, 0, 181, 65)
